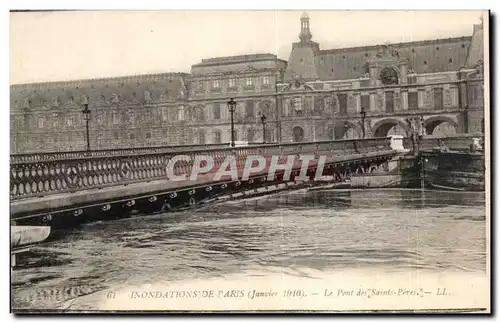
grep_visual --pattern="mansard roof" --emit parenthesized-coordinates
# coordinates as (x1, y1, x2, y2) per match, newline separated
(316, 36, 472, 80)
(10, 72, 189, 111)
(191, 53, 287, 77)
(192, 53, 282, 67)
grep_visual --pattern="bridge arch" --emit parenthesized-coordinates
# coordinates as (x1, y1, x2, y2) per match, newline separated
(424, 116, 458, 136)
(371, 118, 410, 137)
(292, 126, 305, 142)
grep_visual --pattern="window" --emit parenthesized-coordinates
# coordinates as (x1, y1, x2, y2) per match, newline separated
(130, 133, 135, 140)
(113, 111, 121, 125)
(160, 107, 168, 122)
(196, 108, 205, 121)
(66, 116, 73, 127)
(245, 100, 255, 118)
(198, 132, 205, 145)
(37, 117, 44, 129)
(408, 92, 418, 109)
(212, 79, 220, 89)
(178, 106, 185, 121)
(338, 94, 347, 116)
(264, 129, 272, 143)
(213, 103, 221, 119)
(292, 97, 302, 112)
(113, 132, 119, 140)
(314, 96, 324, 112)
(128, 111, 135, 124)
(247, 128, 255, 142)
(361, 95, 370, 111)
(385, 91, 394, 113)
(228, 78, 236, 88)
(433, 88, 443, 110)
(146, 132, 151, 139)
(214, 131, 221, 144)
(245, 77, 253, 87)
(262, 76, 270, 86)
(52, 113, 59, 128)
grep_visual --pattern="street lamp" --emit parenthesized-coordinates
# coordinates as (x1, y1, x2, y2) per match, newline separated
(82, 103, 91, 152)
(227, 98, 236, 147)
(261, 113, 267, 143)
(360, 107, 366, 138)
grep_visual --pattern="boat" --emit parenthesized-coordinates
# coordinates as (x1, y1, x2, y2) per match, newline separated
(427, 182, 467, 191)
(11, 226, 51, 249)
(11, 226, 51, 267)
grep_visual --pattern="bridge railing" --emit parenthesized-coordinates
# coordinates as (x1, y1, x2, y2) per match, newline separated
(10, 143, 231, 164)
(10, 137, 392, 200)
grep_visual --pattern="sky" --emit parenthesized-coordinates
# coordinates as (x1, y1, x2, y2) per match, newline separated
(9, 10, 484, 85)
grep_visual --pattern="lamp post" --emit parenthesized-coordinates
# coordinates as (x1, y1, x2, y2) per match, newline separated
(82, 103, 91, 152)
(227, 98, 236, 147)
(360, 107, 366, 138)
(261, 113, 267, 143)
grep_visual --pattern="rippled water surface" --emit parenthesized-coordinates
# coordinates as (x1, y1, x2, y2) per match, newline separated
(11, 189, 486, 310)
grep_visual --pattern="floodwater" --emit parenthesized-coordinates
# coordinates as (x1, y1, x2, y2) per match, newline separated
(11, 188, 487, 311)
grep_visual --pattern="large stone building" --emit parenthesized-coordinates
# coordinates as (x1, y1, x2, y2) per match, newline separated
(10, 13, 485, 154)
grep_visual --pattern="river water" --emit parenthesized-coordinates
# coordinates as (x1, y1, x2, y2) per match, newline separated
(11, 188, 487, 311)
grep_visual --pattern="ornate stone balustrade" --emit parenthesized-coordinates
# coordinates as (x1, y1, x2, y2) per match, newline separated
(10, 138, 392, 200)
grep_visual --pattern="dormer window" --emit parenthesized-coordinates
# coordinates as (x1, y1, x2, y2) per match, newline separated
(379, 67, 399, 85)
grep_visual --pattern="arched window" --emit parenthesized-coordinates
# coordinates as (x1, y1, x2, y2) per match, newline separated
(214, 131, 222, 144)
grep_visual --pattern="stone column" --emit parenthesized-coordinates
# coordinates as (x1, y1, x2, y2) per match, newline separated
(398, 62, 408, 84)
(369, 63, 378, 86)
(369, 91, 376, 112)
(401, 89, 408, 110)
(355, 92, 361, 113)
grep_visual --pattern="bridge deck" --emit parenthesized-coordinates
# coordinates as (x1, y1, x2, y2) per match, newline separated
(11, 150, 395, 218)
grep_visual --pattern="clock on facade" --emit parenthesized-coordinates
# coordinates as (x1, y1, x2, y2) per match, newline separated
(379, 67, 399, 85)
